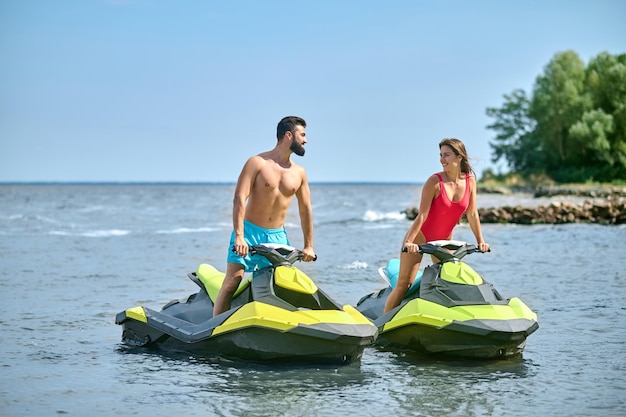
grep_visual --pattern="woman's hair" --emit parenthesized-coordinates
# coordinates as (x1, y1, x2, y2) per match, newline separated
(439, 138, 474, 176)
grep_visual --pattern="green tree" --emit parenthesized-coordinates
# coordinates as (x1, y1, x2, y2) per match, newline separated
(486, 89, 541, 173)
(584, 52, 626, 179)
(567, 109, 614, 180)
(486, 50, 626, 182)
(529, 51, 590, 181)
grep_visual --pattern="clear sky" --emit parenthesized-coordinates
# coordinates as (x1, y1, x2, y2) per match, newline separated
(1, 0, 624, 183)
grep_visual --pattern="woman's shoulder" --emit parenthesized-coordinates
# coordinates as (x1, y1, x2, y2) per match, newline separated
(424, 173, 442, 189)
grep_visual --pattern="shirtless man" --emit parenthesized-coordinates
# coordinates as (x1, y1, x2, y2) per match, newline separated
(212, 116, 316, 316)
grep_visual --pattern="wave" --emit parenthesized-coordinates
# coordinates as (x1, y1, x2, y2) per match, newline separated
(337, 261, 369, 270)
(156, 227, 219, 234)
(316, 210, 406, 228)
(362, 210, 405, 222)
(284, 222, 300, 229)
(50, 229, 130, 237)
(2, 213, 61, 225)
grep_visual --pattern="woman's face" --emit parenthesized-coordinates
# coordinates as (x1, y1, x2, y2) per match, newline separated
(440, 145, 461, 170)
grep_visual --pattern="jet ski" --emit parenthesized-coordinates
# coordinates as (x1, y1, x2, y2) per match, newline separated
(116, 243, 378, 364)
(356, 240, 538, 359)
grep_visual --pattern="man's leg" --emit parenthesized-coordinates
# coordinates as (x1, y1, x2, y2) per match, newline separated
(213, 262, 245, 316)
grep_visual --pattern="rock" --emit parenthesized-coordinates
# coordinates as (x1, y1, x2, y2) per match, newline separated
(403, 196, 626, 225)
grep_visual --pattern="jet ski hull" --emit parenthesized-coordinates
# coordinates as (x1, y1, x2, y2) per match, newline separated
(356, 241, 539, 359)
(117, 302, 375, 364)
(376, 314, 538, 359)
(116, 245, 378, 364)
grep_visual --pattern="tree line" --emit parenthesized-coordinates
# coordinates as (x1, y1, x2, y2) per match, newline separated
(486, 50, 626, 183)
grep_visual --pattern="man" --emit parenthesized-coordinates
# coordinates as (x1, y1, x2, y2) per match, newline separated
(212, 116, 316, 316)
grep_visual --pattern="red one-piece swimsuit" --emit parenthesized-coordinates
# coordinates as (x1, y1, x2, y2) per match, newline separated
(420, 172, 471, 242)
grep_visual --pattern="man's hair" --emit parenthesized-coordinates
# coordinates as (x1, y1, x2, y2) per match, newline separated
(277, 116, 306, 141)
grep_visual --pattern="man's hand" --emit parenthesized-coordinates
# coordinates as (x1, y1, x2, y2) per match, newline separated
(233, 235, 249, 257)
(301, 246, 316, 262)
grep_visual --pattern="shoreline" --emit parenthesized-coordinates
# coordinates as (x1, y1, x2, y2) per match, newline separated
(478, 184, 626, 198)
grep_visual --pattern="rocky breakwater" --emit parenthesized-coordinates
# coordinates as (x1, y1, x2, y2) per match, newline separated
(403, 186, 626, 225)
(475, 196, 626, 225)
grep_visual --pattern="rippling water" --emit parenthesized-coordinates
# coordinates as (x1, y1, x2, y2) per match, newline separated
(1, 184, 625, 416)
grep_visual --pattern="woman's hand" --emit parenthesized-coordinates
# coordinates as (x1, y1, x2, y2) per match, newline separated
(403, 242, 420, 253)
(478, 242, 490, 252)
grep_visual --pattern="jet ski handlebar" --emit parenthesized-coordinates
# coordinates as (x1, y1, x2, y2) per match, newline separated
(244, 243, 317, 267)
(402, 240, 489, 263)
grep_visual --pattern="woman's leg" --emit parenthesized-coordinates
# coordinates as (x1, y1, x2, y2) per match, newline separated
(384, 233, 426, 313)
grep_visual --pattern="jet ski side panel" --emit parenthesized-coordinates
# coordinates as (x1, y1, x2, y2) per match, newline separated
(212, 302, 376, 337)
(383, 299, 538, 333)
(179, 326, 369, 364)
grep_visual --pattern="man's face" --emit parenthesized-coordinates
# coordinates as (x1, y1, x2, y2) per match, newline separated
(289, 125, 306, 156)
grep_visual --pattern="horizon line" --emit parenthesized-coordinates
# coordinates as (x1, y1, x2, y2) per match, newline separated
(0, 180, 424, 186)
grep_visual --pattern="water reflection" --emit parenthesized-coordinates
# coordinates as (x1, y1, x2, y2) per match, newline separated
(388, 349, 533, 378)
(114, 344, 540, 417)
(115, 345, 376, 416)
(358, 348, 537, 417)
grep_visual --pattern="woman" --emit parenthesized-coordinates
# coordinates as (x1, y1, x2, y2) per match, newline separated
(384, 138, 490, 313)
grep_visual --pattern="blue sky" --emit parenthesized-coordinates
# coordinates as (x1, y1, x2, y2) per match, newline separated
(1, 0, 624, 183)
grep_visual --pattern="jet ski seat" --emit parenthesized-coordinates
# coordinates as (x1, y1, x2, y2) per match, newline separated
(380, 258, 422, 297)
(194, 263, 252, 302)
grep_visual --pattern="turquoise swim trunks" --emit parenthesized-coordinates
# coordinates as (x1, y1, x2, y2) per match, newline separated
(227, 219, 290, 272)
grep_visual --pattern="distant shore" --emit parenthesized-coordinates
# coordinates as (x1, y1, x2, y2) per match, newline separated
(477, 184, 626, 198)
(403, 184, 626, 225)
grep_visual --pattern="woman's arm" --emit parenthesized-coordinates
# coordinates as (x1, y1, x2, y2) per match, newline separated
(403, 175, 439, 251)
(465, 176, 489, 251)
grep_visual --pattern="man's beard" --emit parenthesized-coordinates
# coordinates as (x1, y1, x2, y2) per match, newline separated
(290, 141, 305, 156)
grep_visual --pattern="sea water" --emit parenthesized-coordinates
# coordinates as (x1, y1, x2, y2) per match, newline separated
(0, 184, 624, 417)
